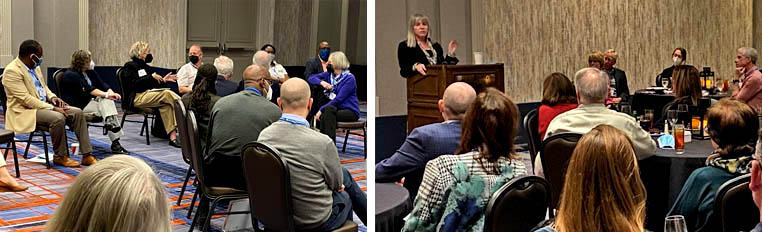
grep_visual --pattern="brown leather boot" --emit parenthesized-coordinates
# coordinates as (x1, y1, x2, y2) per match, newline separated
(53, 156, 81, 167)
(81, 154, 98, 166)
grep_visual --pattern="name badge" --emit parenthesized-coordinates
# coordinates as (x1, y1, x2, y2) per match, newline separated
(138, 69, 147, 77)
(329, 92, 336, 100)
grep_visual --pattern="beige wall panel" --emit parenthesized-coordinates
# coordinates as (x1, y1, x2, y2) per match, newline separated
(89, 0, 184, 68)
(484, 0, 754, 103)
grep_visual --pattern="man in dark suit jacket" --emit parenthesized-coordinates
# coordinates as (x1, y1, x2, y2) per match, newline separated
(604, 49, 630, 104)
(375, 82, 476, 200)
(206, 64, 282, 190)
(304, 41, 331, 124)
(213, 55, 237, 97)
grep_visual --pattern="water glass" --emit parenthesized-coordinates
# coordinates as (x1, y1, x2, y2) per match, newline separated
(664, 215, 688, 232)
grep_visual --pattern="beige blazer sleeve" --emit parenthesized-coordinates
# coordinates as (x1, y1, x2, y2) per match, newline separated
(3, 64, 53, 110)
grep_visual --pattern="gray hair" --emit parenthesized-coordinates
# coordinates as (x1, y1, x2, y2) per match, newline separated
(252, 50, 271, 67)
(214, 55, 234, 76)
(43, 155, 171, 232)
(128, 41, 149, 59)
(605, 49, 618, 61)
(574, 67, 609, 104)
(328, 51, 351, 70)
(740, 47, 758, 64)
(406, 14, 429, 48)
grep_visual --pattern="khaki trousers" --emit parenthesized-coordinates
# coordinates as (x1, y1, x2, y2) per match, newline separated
(36, 107, 92, 158)
(133, 90, 180, 134)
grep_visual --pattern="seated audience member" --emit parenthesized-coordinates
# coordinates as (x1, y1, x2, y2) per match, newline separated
(668, 98, 759, 232)
(603, 49, 630, 104)
(0, 160, 27, 192)
(43, 155, 171, 232)
(305, 41, 332, 123)
(545, 67, 656, 159)
(2, 40, 95, 167)
(253, 50, 280, 103)
(213, 55, 237, 97)
(375, 82, 476, 200)
(539, 73, 578, 140)
(181, 64, 221, 152)
(402, 88, 528, 231)
(749, 137, 762, 232)
(534, 125, 646, 232)
(121, 41, 182, 147)
(177, 44, 203, 95)
(261, 44, 290, 81)
(308, 51, 360, 142)
(657, 47, 687, 87)
(733, 47, 762, 110)
(656, 65, 702, 128)
(259, 78, 366, 230)
(588, 50, 604, 69)
(206, 65, 281, 190)
(60, 50, 128, 154)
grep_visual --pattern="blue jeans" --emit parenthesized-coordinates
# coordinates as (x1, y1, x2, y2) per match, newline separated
(309, 167, 367, 231)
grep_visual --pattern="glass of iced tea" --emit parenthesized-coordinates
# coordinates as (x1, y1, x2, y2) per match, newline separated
(675, 124, 685, 154)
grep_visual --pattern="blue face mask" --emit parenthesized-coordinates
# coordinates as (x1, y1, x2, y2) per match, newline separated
(319, 49, 330, 61)
(30, 54, 43, 68)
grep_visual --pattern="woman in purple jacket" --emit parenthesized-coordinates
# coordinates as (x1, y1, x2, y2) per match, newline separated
(308, 51, 360, 142)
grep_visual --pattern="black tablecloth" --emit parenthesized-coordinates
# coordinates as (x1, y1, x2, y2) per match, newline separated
(376, 183, 412, 232)
(631, 91, 675, 122)
(641, 139, 714, 231)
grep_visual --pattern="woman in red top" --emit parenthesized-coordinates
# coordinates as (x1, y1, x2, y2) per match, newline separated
(538, 73, 579, 140)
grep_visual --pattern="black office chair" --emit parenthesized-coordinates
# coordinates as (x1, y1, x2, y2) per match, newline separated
(539, 133, 582, 214)
(186, 111, 249, 232)
(116, 67, 155, 145)
(714, 174, 758, 232)
(485, 176, 551, 232)
(0, 74, 52, 169)
(52, 68, 106, 134)
(523, 108, 541, 164)
(173, 99, 194, 207)
(241, 142, 358, 232)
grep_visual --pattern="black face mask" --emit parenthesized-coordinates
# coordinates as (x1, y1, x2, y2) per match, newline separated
(144, 53, 153, 63)
(326, 64, 334, 74)
(189, 55, 199, 64)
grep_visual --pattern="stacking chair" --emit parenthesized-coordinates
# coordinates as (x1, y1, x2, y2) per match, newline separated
(173, 99, 194, 206)
(539, 133, 582, 213)
(52, 68, 106, 134)
(186, 111, 249, 232)
(116, 68, 154, 145)
(714, 174, 758, 232)
(0, 75, 52, 169)
(241, 142, 358, 232)
(337, 120, 366, 158)
(523, 108, 541, 164)
(484, 176, 551, 232)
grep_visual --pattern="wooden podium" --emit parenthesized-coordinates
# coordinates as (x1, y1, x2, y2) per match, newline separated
(406, 64, 505, 132)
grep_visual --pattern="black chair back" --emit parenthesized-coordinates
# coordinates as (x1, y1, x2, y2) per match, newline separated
(0, 74, 6, 115)
(52, 68, 66, 96)
(242, 142, 295, 232)
(485, 175, 551, 232)
(173, 99, 191, 164)
(714, 174, 758, 232)
(524, 108, 541, 163)
(186, 111, 210, 191)
(115, 67, 135, 110)
(539, 133, 582, 210)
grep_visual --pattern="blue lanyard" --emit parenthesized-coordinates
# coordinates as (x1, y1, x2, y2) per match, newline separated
(245, 87, 261, 96)
(279, 117, 309, 127)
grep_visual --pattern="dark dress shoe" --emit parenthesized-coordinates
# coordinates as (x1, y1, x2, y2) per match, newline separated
(111, 140, 129, 154)
(104, 124, 122, 133)
(169, 139, 181, 148)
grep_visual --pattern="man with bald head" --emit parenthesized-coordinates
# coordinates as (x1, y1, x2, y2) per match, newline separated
(206, 64, 282, 190)
(259, 78, 367, 230)
(253, 50, 281, 103)
(177, 44, 204, 94)
(376, 82, 477, 200)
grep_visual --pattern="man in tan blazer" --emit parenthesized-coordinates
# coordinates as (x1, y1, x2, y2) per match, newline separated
(2, 40, 95, 167)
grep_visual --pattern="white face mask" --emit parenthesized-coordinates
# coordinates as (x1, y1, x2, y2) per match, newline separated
(89, 60, 95, 70)
(266, 84, 273, 100)
(673, 57, 682, 66)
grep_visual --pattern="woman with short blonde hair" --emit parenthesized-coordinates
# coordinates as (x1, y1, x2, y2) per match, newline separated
(536, 124, 646, 232)
(307, 51, 360, 142)
(44, 155, 171, 232)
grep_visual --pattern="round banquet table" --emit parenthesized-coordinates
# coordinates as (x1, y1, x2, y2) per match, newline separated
(631, 90, 730, 123)
(376, 183, 412, 232)
(640, 138, 714, 231)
